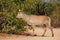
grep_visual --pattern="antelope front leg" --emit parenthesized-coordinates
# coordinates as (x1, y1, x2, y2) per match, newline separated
(41, 27, 47, 36)
(32, 25, 35, 36)
(33, 28, 35, 35)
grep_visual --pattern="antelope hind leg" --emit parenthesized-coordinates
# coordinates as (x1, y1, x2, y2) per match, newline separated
(49, 27, 54, 37)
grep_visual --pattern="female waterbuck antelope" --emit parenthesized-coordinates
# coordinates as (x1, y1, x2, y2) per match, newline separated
(16, 10, 54, 37)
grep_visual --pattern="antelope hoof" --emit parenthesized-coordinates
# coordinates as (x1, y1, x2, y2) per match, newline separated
(52, 34, 54, 37)
(34, 34, 37, 36)
(31, 34, 37, 36)
(41, 35, 44, 37)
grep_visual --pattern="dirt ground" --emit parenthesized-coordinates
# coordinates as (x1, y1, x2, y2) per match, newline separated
(0, 27, 60, 40)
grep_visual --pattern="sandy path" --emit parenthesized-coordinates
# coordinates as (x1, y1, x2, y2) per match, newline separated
(0, 28, 60, 40)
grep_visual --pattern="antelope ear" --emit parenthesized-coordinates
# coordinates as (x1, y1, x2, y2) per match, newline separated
(19, 9, 23, 12)
(19, 9, 21, 12)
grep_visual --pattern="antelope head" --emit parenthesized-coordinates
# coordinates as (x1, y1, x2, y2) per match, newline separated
(16, 10, 24, 18)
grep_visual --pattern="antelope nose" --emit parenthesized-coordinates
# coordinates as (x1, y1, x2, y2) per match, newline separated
(16, 15, 20, 18)
(16, 16, 18, 18)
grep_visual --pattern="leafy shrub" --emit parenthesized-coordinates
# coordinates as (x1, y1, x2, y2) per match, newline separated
(6, 13, 27, 33)
(0, 13, 7, 32)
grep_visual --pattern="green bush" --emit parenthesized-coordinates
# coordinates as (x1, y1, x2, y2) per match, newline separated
(0, 13, 7, 32)
(6, 13, 27, 33)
